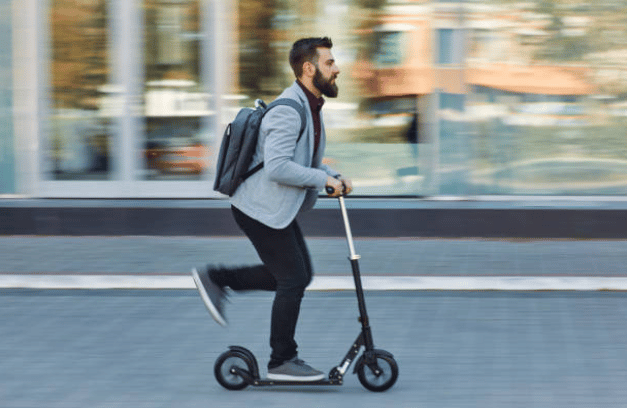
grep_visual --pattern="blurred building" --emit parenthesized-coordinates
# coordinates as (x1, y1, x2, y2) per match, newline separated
(4, 0, 627, 198)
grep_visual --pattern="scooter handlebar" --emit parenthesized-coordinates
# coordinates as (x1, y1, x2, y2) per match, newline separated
(325, 182, 347, 196)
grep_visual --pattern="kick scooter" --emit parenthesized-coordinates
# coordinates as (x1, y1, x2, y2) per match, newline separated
(213, 191, 399, 392)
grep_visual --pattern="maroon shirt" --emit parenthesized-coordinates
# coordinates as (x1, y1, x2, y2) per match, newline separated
(296, 80, 324, 156)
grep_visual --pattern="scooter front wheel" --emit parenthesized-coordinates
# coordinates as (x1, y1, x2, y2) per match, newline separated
(214, 350, 255, 390)
(355, 350, 399, 392)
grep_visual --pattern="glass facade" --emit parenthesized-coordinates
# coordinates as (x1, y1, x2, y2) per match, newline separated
(142, 0, 211, 181)
(464, 0, 627, 195)
(47, 0, 113, 180)
(5, 0, 627, 197)
(0, 0, 14, 194)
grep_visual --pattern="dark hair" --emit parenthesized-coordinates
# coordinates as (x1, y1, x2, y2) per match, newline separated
(289, 37, 333, 78)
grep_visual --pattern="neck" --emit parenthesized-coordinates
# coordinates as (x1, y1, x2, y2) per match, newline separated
(298, 77, 321, 99)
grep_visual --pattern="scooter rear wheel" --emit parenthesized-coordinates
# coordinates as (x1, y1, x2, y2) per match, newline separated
(356, 351, 399, 392)
(214, 350, 255, 390)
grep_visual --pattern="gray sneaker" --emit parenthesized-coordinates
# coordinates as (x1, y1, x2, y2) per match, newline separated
(267, 357, 325, 382)
(191, 267, 227, 327)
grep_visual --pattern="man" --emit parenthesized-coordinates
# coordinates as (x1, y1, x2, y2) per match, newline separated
(192, 37, 352, 382)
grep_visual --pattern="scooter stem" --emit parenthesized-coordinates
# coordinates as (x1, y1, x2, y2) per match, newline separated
(337, 195, 375, 350)
(338, 195, 360, 261)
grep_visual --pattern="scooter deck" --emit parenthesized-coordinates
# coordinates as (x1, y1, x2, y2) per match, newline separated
(250, 378, 343, 387)
(229, 364, 343, 387)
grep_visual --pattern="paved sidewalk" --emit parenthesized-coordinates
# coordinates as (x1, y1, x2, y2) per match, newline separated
(1, 236, 626, 276)
(1, 289, 626, 408)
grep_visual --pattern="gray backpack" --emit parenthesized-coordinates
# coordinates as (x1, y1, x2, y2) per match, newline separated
(213, 98, 306, 196)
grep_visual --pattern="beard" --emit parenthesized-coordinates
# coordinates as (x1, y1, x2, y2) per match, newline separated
(313, 66, 339, 98)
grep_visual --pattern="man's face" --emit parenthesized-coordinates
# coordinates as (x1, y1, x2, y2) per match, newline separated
(312, 48, 340, 98)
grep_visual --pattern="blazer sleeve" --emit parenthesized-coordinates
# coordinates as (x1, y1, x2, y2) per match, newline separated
(316, 162, 341, 178)
(261, 105, 330, 190)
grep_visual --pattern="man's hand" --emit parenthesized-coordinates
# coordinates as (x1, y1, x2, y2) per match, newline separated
(325, 176, 353, 197)
(339, 177, 353, 195)
(325, 176, 343, 197)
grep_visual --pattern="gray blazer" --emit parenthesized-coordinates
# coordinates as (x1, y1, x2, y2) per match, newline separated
(230, 81, 340, 229)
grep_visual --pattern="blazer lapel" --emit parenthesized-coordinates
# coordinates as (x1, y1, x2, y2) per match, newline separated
(314, 111, 326, 166)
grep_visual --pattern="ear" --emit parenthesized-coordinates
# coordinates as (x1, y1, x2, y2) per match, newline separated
(303, 61, 316, 78)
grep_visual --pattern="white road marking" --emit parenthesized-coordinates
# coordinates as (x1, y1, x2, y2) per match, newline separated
(2, 275, 627, 291)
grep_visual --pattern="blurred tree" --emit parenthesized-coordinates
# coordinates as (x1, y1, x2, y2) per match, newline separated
(79, 1, 108, 110)
(533, 2, 590, 62)
(51, 0, 109, 110)
(354, 0, 386, 10)
(143, 0, 200, 83)
(238, 0, 280, 97)
(535, 0, 554, 15)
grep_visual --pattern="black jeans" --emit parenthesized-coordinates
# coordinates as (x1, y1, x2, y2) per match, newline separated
(227, 206, 313, 368)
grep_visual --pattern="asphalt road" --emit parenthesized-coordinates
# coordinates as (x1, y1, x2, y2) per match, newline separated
(2, 235, 626, 406)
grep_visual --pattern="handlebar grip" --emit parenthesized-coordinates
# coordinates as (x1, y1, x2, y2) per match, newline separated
(326, 182, 348, 196)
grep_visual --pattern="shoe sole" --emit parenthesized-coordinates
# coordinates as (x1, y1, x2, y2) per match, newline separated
(266, 373, 325, 382)
(191, 268, 227, 327)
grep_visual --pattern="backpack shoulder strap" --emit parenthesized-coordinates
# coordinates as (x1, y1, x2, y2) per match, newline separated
(240, 98, 308, 182)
